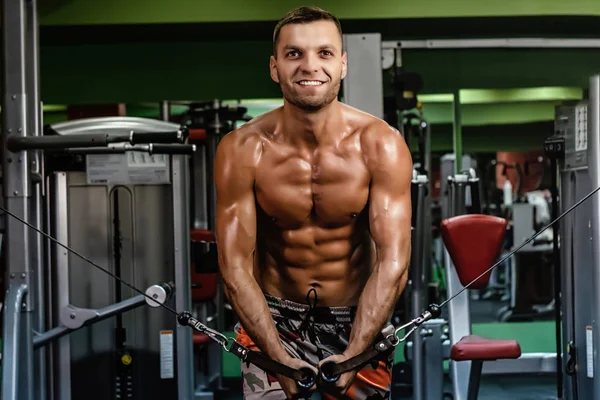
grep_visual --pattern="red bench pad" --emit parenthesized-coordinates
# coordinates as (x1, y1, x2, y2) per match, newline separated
(451, 335, 521, 361)
(440, 214, 507, 289)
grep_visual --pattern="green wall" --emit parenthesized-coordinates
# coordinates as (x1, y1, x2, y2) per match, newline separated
(39, 42, 599, 104)
(38, 0, 600, 25)
(30, 1, 600, 152)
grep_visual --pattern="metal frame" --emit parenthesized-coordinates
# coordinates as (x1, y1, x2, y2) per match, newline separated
(382, 38, 600, 49)
(172, 152, 195, 398)
(2, 0, 34, 399)
(588, 75, 600, 400)
(1, 3, 194, 399)
(444, 174, 472, 400)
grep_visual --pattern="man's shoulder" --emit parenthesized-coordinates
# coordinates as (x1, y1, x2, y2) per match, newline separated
(352, 115, 407, 159)
(220, 108, 280, 150)
(218, 113, 278, 165)
(341, 103, 403, 145)
(340, 105, 411, 173)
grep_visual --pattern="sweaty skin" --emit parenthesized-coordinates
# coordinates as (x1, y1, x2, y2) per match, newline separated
(215, 103, 413, 365)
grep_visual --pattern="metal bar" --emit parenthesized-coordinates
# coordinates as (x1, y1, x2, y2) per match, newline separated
(44, 175, 55, 400)
(424, 120, 431, 177)
(411, 176, 427, 400)
(206, 100, 224, 388)
(445, 176, 471, 400)
(549, 157, 564, 399)
(25, 0, 46, 397)
(423, 319, 446, 399)
(382, 38, 600, 49)
(452, 91, 462, 176)
(467, 360, 483, 400)
(34, 294, 148, 349)
(21, 305, 35, 400)
(588, 74, 600, 400)
(2, 2, 35, 399)
(481, 352, 556, 374)
(52, 172, 71, 400)
(160, 100, 170, 121)
(1, 284, 29, 400)
(172, 154, 194, 399)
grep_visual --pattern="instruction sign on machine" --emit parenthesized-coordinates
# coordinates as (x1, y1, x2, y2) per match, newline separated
(86, 152, 171, 185)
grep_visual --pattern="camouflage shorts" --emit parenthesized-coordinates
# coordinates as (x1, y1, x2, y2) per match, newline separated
(235, 291, 394, 399)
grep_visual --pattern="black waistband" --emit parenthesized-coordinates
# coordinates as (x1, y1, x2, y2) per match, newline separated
(264, 293, 357, 324)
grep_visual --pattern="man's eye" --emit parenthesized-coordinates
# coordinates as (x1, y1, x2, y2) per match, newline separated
(287, 51, 300, 57)
(321, 50, 332, 56)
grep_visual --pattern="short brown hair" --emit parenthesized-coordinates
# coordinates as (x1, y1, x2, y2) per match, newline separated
(272, 6, 342, 56)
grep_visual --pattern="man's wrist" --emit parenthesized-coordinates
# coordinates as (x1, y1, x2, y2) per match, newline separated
(266, 346, 292, 364)
(343, 341, 369, 359)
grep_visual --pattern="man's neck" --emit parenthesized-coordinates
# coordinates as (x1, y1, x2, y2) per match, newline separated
(281, 100, 341, 147)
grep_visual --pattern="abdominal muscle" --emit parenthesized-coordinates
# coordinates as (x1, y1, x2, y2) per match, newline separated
(254, 220, 373, 307)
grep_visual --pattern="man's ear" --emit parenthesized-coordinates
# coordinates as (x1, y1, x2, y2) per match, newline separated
(341, 51, 348, 80)
(270, 55, 279, 83)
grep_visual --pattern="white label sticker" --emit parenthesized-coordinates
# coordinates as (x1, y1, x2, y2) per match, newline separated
(575, 107, 588, 152)
(86, 152, 170, 185)
(587, 326, 594, 378)
(160, 330, 174, 379)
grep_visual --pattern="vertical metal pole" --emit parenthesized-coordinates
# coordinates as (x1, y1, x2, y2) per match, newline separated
(549, 157, 564, 400)
(206, 100, 224, 388)
(52, 173, 70, 400)
(587, 74, 600, 400)
(172, 154, 194, 399)
(453, 91, 463, 175)
(1, 284, 29, 400)
(411, 175, 427, 400)
(161, 101, 195, 399)
(25, 0, 46, 399)
(445, 175, 471, 400)
(424, 120, 432, 177)
(160, 101, 170, 122)
(44, 175, 55, 400)
(2, 0, 34, 399)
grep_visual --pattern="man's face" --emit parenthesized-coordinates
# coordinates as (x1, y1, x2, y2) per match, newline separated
(270, 20, 347, 112)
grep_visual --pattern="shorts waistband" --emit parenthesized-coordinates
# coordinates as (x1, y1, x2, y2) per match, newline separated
(264, 293, 356, 324)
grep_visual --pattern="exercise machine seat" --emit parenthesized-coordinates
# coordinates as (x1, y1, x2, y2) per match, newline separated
(440, 214, 508, 289)
(441, 214, 518, 399)
(451, 335, 521, 361)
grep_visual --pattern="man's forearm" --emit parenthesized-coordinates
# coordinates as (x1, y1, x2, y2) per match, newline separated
(222, 268, 289, 362)
(344, 259, 409, 358)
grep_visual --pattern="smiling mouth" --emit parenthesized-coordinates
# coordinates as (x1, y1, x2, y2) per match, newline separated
(296, 80, 325, 87)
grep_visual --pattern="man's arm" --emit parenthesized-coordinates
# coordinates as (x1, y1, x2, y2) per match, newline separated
(344, 124, 413, 358)
(214, 131, 290, 363)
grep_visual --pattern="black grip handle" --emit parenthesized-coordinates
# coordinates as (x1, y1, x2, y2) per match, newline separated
(6, 133, 108, 151)
(319, 361, 340, 383)
(296, 367, 316, 388)
(130, 131, 183, 145)
(149, 144, 196, 155)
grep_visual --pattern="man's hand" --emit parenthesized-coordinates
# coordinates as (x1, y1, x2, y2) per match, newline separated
(276, 356, 318, 399)
(317, 354, 358, 398)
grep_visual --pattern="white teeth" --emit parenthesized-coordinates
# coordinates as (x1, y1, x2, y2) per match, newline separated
(298, 80, 323, 86)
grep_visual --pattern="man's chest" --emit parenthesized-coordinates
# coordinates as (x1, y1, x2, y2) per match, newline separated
(254, 147, 371, 228)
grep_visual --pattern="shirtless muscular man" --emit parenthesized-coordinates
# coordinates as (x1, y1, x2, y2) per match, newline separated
(215, 6, 412, 399)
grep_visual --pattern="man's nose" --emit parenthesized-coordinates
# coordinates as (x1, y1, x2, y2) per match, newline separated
(300, 52, 320, 73)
